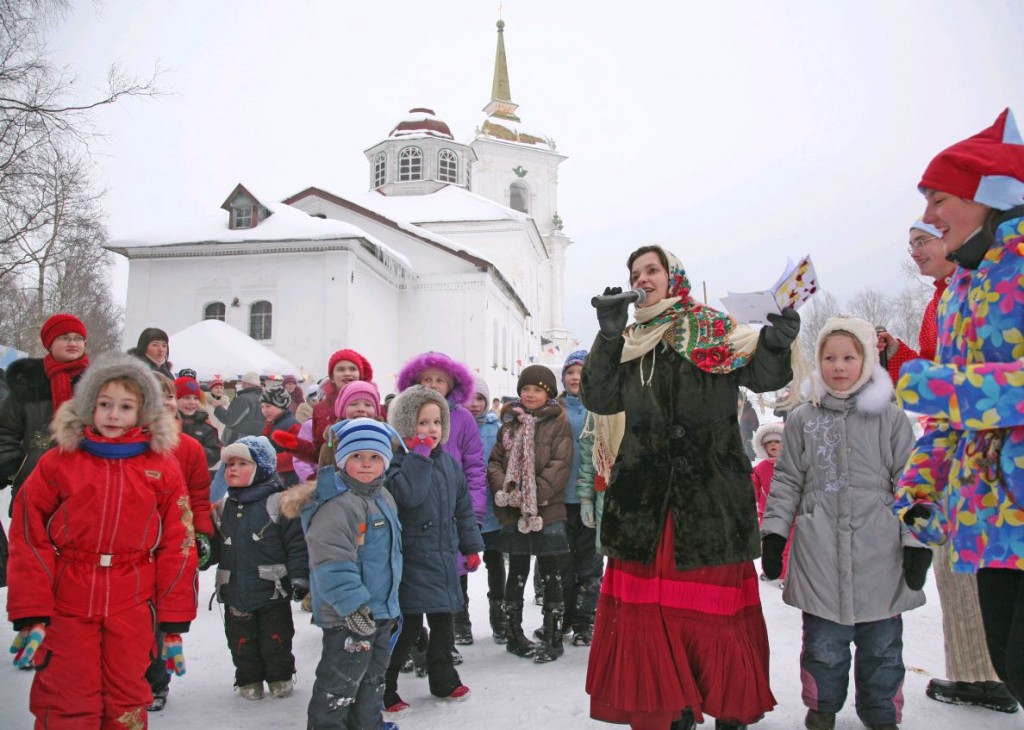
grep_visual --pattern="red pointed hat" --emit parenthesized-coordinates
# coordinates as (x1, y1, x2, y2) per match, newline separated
(919, 108, 1024, 210)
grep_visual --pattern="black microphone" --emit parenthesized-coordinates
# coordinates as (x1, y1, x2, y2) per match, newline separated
(590, 288, 647, 308)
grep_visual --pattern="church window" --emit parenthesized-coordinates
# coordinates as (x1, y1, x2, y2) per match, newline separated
(492, 321, 499, 365)
(249, 300, 272, 340)
(438, 149, 458, 183)
(204, 302, 226, 321)
(510, 181, 529, 213)
(373, 153, 387, 188)
(398, 147, 423, 181)
(233, 205, 253, 229)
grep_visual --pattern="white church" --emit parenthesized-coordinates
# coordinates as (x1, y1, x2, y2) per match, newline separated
(109, 20, 576, 396)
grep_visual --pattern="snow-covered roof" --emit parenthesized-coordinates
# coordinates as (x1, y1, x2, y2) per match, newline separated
(110, 200, 368, 247)
(388, 107, 454, 140)
(352, 185, 532, 225)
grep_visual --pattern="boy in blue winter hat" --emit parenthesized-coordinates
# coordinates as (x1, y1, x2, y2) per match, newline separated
(280, 418, 404, 729)
(214, 435, 309, 701)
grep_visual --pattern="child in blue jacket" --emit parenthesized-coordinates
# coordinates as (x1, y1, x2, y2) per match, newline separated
(281, 418, 403, 730)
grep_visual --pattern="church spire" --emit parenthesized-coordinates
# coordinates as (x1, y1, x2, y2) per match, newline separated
(483, 19, 521, 122)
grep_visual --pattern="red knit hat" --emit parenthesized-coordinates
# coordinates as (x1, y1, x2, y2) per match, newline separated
(209, 378, 224, 389)
(327, 348, 374, 382)
(40, 313, 87, 350)
(919, 108, 1024, 210)
(174, 376, 202, 400)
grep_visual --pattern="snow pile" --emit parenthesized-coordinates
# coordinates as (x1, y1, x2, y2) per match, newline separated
(169, 319, 301, 381)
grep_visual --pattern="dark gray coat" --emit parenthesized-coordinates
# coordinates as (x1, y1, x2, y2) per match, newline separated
(581, 331, 792, 571)
(0, 359, 62, 498)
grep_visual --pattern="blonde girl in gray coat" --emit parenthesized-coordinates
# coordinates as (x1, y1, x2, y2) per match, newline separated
(761, 316, 930, 730)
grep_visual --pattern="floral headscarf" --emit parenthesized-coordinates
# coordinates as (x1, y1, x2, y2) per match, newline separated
(621, 249, 760, 374)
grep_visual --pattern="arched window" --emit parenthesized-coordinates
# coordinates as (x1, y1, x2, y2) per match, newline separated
(510, 180, 529, 213)
(249, 300, 272, 340)
(493, 321, 500, 365)
(373, 152, 387, 188)
(204, 302, 226, 321)
(438, 149, 458, 183)
(398, 147, 423, 182)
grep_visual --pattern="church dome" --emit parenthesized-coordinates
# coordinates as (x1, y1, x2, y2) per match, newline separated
(388, 108, 454, 140)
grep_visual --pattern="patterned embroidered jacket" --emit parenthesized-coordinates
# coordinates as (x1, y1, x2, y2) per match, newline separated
(893, 206, 1024, 573)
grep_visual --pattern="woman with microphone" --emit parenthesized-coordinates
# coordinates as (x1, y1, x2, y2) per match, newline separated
(582, 245, 799, 730)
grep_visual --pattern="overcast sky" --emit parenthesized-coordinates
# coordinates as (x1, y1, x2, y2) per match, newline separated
(48, 0, 1024, 346)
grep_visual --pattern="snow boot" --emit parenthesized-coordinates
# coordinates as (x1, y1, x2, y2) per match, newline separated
(489, 599, 508, 644)
(453, 607, 473, 645)
(533, 602, 565, 663)
(926, 679, 1019, 713)
(714, 722, 747, 730)
(147, 688, 168, 712)
(804, 709, 835, 730)
(503, 601, 538, 658)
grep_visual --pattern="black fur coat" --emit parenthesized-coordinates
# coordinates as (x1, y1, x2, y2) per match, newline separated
(581, 331, 792, 571)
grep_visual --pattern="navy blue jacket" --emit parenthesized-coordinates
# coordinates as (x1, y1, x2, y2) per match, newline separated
(216, 479, 309, 612)
(387, 449, 483, 614)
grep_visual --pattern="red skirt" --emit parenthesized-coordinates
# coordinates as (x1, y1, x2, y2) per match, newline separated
(586, 514, 776, 727)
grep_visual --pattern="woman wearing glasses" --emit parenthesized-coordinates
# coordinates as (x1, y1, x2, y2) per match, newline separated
(0, 314, 89, 585)
(893, 108, 1024, 708)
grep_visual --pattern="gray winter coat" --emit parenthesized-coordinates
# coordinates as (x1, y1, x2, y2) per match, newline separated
(761, 366, 925, 625)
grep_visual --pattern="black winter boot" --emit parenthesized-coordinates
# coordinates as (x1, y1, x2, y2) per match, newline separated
(489, 599, 508, 644)
(503, 601, 537, 658)
(533, 602, 565, 663)
(453, 607, 473, 645)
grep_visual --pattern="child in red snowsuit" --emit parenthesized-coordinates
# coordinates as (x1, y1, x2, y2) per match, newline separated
(751, 422, 792, 580)
(7, 352, 198, 729)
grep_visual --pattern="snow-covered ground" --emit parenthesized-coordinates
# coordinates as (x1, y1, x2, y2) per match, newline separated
(1, 489, 1019, 730)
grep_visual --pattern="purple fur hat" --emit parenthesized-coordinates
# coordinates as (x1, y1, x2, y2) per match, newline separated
(396, 351, 475, 407)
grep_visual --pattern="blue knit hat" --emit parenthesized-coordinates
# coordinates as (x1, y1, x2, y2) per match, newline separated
(331, 418, 395, 469)
(221, 436, 278, 485)
(561, 349, 588, 386)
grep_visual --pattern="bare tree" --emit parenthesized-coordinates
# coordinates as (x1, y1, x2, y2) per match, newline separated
(0, 0, 156, 350)
(797, 289, 840, 355)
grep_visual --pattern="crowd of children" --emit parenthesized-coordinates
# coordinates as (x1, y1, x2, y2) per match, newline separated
(2, 299, 1017, 730)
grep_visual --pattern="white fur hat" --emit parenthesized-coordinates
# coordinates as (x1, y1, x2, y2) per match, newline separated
(752, 422, 784, 459)
(814, 316, 879, 399)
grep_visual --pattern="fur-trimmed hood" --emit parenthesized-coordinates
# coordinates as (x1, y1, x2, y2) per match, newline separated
(50, 398, 179, 454)
(75, 351, 165, 426)
(279, 480, 317, 520)
(396, 351, 475, 407)
(752, 421, 785, 459)
(387, 384, 450, 444)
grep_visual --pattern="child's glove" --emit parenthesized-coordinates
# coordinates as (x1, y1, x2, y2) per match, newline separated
(290, 578, 310, 602)
(161, 633, 186, 676)
(465, 553, 481, 572)
(760, 534, 787, 580)
(344, 605, 376, 637)
(10, 624, 45, 669)
(902, 546, 933, 591)
(196, 533, 213, 570)
(580, 501, 596, 529)
(404, 434, 436, 457)
(271, 430, 299, 451)
(763, 308, 801, 352)
(901, 503, 931, 530)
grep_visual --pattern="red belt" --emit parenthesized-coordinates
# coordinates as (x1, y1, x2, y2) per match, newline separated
(56, 546, 154, 567)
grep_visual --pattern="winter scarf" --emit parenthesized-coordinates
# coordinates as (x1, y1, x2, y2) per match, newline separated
(582, 411, 625, 492)
(621, 249, 759, 374)
(78, 426, 150, 459)
(43, 353, 89, 411)
(493, 404, 543, 533)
